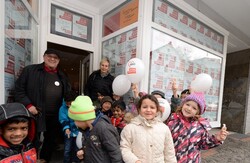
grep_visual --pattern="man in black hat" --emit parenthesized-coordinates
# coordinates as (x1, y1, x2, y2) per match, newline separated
(15, 49, 71, 162)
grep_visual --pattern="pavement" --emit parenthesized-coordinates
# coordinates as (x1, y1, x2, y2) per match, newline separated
(201, 130, 250, 163)
(50, 129, 250, 163)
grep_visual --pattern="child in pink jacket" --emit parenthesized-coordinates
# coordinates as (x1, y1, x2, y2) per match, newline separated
(166, 92, 228, 163)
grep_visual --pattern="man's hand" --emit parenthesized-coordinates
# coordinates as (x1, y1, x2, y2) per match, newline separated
(28, 106, 38, 115)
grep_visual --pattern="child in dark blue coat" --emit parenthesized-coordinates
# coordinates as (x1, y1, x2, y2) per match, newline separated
(59, 91, 80, 163)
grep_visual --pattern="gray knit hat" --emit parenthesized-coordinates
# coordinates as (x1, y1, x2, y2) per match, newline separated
(151, 90, 165, 99)
(101, 96, 113, 106)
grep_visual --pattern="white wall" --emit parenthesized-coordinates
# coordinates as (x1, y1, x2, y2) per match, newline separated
(0, 0, 5, 103)
(244, 63, 250, 134)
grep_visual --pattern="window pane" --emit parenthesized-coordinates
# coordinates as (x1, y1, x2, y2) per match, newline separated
(149, 29, 222, 121)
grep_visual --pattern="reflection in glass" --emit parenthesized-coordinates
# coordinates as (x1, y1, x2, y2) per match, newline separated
(149, 29, 222, 121)
(4, 0, 38, 103)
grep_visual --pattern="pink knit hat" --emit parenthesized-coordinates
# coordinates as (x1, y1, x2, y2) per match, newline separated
(181, 92, 206, 114)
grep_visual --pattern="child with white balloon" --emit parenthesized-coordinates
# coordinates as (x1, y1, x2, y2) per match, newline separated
(120, 94, 177, 163)
(166, 73, 229, 163)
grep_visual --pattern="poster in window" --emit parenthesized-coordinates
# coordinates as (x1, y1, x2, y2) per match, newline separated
(51, 5, 92, 43)
(153, 0, 224, 54)
(73, 15, 88, 39)
(102, 28, 138, 77)
(55, 8, 73, 35)
(102, 28, 138, 104)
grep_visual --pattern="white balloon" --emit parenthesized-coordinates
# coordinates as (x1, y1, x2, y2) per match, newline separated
(157, 98, 171, 122)
(125, 58, 145, 83)
(112, 75, 131, 96)
(191, 73, 213, 92)
(76, 132, 83, 149)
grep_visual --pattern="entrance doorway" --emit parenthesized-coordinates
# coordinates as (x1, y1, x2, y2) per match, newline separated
(47, 42, 90, 95)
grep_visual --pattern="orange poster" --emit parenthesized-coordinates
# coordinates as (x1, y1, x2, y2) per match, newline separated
(120, 0, 139, 28)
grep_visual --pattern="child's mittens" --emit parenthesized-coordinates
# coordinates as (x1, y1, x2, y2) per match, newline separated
(216, 124, 229, 141)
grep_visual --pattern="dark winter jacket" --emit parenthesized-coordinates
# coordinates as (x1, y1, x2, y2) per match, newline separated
(14, 63, 71, 132)
(82, 113, 122, 163)
(170, 96, 181, 113)
(95, 107, 113, 118)
(0, 103, 36, 162)
(84, 70, 114, 101)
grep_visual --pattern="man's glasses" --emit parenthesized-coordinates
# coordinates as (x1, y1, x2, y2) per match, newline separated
(45, 54, 59, 60)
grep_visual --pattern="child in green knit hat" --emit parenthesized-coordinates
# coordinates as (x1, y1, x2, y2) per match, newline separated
(68, 95, 122, 163)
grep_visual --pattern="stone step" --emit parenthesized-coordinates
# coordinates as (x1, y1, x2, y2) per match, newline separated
(202, 133, 250, 162)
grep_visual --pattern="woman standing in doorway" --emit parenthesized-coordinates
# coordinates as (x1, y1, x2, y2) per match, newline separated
(84, 57, 114, 107)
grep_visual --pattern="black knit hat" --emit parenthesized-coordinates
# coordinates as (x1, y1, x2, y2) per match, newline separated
(64, 90, 78, 102)
(151, 90, 165, 99)
(101, 96, 113, 106)
(181, 89, 190, 95)
(0, 103, 36, 141)
(44, 48, 61, 58)
(112, 100, 126, 111)
(0, 103, 34, 125)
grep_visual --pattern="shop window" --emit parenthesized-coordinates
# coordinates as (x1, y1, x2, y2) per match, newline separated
(51, 4, 92, 43)
(4, 0, 38, 102)
(102, 28, 137, 76)
(149, 29, 223, 122)
(153, 0, 224, 54)
(103, 0, 139, 37)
